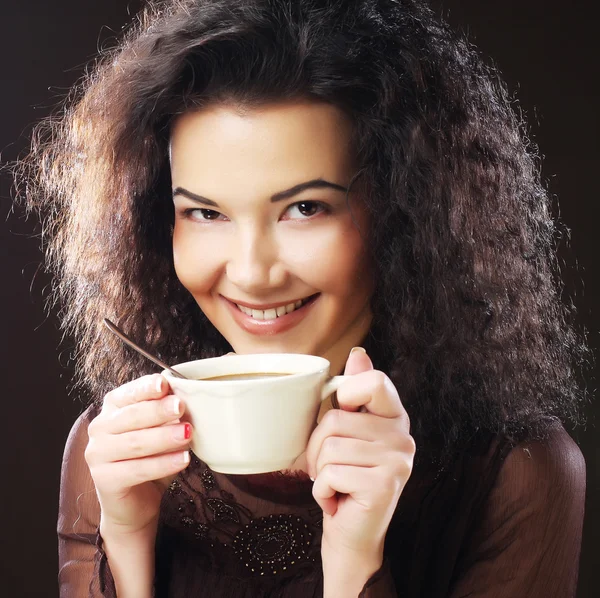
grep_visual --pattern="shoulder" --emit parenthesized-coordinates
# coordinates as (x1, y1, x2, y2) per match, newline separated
(461, 423, 586, 556)
(450, 425, 586, 595)
(63, 403, 101, 460)
(499, 423, 585, 490)
(486, 422, 586, 516)
(69, 401, 101, 435)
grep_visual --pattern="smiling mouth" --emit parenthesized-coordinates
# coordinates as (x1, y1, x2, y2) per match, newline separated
(233, 294, 319, 320)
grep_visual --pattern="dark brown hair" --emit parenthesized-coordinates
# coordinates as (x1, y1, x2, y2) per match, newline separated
(16, 0, 589, 461)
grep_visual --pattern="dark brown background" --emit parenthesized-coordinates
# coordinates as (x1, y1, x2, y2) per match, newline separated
(0, 1, 597, 596)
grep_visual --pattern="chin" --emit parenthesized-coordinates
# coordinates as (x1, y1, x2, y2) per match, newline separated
(229, 339, 320, 356)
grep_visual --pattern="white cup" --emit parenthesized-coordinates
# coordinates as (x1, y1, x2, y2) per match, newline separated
(163, 353, 345, 474)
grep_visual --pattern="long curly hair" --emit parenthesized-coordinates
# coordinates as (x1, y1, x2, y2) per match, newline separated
(16, 0, 589, 462)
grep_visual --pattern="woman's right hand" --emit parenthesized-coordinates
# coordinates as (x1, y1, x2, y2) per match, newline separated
(85, 374, 192, 536)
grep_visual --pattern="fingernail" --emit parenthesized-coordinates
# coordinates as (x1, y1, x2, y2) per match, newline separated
(309, 476, 315, 482)
(350, 346, 366, 354)
(155, 376, 164, 393)
(181, 451, 190, 464)
(184, 423, 192, 440)
(171, 397, 181, 416)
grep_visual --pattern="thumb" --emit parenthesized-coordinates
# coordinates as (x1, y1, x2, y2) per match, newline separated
(343, 346, 373, 376)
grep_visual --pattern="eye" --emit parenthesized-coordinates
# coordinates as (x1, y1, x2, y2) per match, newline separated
(283, 201, 327, 220)
(182, 208, 227, 222)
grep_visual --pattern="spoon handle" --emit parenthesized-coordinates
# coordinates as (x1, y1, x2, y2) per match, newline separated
(103, 318, 187, 379)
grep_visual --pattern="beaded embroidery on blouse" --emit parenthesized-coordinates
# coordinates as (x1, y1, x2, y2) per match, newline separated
(165, 453, 323, 580)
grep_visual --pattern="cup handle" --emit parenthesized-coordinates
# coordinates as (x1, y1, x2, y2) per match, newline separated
(321, 376, 345, 402)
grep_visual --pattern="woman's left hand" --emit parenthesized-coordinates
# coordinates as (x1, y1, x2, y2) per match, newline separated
(305, 347, 415, 577)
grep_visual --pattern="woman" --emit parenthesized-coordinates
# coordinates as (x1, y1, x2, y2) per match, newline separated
(19, 0, 587, 596)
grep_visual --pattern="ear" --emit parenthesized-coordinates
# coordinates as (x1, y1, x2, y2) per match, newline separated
(343, 347, 373, 376)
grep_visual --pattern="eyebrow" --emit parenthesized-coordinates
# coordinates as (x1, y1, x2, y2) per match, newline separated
(172, 178, 349, 207)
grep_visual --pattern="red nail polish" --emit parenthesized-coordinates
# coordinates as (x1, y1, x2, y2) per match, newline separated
(184, 423, 192, 440)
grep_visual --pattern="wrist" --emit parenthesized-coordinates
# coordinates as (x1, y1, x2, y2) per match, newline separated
(321, 542, 383, 597)
(99, 516, 157, 598)
(100, 515, 159, 549)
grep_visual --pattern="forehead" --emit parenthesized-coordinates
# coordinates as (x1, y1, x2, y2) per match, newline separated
(169, 101, 357, 197)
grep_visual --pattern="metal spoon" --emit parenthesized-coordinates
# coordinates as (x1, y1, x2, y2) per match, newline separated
(103, 318, 187, 379)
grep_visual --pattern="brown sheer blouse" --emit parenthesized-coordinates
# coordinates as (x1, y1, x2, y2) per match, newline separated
(58, 404, 585, 597)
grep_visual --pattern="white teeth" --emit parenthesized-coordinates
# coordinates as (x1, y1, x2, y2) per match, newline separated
(236, 297, 313, 320)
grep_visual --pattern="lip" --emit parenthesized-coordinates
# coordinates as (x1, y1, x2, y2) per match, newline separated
(222, 294, 320, 336)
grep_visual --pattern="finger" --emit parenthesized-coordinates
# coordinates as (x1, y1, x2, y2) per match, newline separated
(312, 464, 389, 513)
(343, 347, 374, 376)
(315, 437, 382, 476)
(337, 348, 374, 413)
(305, 409, 398, 477)
(104, 374, 170, 411)
(337, 369, 406, 420)
(86, 422, 192, 464)
(105, 394, 185, 434)
(92, 450, 190, 491)
(311, 472, 338, 515)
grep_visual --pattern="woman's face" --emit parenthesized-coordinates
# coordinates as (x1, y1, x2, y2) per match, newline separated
(170, 101, 374, 375)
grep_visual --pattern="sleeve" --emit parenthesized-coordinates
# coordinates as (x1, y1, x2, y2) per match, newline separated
(449, 425, 586, 598)
(358, 559, 397, 597)
(58, 405, 117, 598)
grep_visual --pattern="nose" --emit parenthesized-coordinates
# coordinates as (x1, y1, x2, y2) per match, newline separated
(225, 226, 286, 292)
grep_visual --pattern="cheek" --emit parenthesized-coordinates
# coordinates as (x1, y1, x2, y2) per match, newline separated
(327, 241, 372, 297)
(281, 225, 371, 295)
(172, 227, 221, 295)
